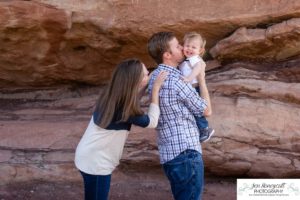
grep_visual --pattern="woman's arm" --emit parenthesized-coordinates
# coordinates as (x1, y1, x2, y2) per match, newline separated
(151, 71, 168, 104)
(129, 71, 168, 128)
(146, 71, 168, 128)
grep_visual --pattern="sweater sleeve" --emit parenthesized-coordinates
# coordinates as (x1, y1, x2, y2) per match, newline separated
(145, 103, 160, 128)
(127, 103, 160, 128)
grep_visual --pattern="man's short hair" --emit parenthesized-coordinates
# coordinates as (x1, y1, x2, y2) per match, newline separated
(147, 32, 175, 64)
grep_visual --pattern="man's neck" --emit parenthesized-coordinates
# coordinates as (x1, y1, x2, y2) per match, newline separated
(162, 61, 177, 68)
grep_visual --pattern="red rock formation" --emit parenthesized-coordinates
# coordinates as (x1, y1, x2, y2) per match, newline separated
(0, 1, 70, 87)
(210, 18, 300, 63)
(0, 0, 300, 184)
(1, 0, 300, 86)
(203, 60, 300, 177)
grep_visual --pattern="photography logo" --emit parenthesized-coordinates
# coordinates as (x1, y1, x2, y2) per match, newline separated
(237, 179, 300, 200)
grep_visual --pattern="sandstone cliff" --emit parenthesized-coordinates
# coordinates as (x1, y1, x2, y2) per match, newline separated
(0, 0, 300, 183)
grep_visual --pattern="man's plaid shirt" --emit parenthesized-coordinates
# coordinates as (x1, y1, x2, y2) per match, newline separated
(148, 64, 207, 164)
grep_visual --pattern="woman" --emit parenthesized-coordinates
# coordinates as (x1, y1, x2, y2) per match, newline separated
(74, 58, 168, 200)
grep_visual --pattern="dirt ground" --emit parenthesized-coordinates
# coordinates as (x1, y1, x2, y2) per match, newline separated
(0, 169, 236, 200)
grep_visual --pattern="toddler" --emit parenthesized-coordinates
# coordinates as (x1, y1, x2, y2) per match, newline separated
(179, 32, 214, 142)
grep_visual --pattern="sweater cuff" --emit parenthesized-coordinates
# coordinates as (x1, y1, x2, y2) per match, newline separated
(146, 103, 160, 128)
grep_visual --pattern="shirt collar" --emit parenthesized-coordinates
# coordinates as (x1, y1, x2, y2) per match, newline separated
(184, 55, 201, 66)
(186, 55, 199, 60)
(158, 64, 182, 75)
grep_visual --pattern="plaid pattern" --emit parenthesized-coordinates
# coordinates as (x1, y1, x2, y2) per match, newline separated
(148, 64, 207, 164)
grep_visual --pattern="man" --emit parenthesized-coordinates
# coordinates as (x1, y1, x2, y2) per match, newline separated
(147, 32, 212, 200)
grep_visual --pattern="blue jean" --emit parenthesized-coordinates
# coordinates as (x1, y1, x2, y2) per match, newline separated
(195, 86, 208, 128)
(80, 171, 111, 200)
(163, 149, 204, 200)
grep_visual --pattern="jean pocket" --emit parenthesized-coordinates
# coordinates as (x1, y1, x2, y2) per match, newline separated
(163, 160, 192, 186)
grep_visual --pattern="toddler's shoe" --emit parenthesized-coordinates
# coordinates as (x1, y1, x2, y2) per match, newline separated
(199, 127, 215, 143)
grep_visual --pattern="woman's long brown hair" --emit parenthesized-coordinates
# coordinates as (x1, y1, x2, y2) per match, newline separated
(95, 59, 144, 128)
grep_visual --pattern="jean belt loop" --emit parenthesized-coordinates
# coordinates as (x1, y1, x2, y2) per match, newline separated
(181, 149, 191, 155)
(180, 150, 186, 155)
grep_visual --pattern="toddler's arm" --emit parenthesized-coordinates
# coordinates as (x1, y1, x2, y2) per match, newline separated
(197, 62, 212, 116)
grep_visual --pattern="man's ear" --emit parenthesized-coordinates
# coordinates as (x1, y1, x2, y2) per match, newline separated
(163, 51, 171, 60)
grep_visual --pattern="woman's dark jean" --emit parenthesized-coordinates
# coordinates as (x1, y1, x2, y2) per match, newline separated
(80, 171, 111, 200)
(163, 149, 204, 200)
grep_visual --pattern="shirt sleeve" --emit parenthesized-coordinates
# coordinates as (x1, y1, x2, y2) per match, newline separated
(176, 80, 207, 118)
(127, 103, 160, 128)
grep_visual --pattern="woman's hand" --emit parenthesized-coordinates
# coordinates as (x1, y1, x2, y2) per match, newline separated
(181, 76, 192, 83)
(151, 71, 168, 105)
(153, 71, 169, 91)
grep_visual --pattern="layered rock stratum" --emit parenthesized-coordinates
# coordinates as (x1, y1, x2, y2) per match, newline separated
(0, 0, 300, 184)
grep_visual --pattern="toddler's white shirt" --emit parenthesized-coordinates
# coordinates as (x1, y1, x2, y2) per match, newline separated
(179, 55, 205, 84)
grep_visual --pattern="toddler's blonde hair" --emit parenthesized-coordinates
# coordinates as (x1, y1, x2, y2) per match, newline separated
(183, 32, 206, 48)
